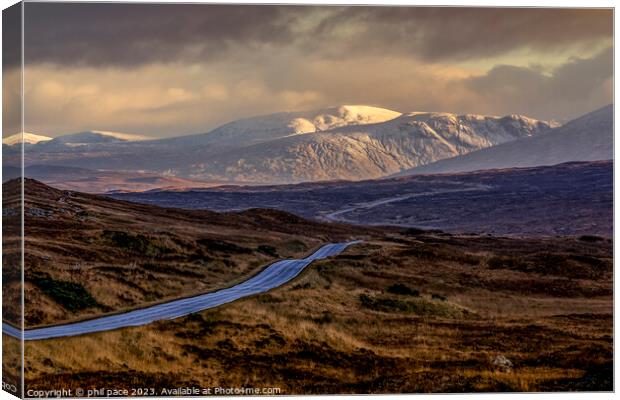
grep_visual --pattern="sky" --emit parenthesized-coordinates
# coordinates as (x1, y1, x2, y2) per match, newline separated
(3, 3, 614, 138)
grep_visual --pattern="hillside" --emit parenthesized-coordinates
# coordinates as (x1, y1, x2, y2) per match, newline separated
(25, 233, 612, 392)
(182, 111, 556, 183)
(9, 106, 558, 188)
(3, 179, 367, 327)
(398, 105, 612, 175)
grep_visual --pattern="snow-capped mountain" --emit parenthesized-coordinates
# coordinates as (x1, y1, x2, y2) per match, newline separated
(159, 105, 403, 147)
(10, 105, 559, 186)
(2, 132, 52, 146)
(397, 104, 612, 176)
(180, 111, 557, 183)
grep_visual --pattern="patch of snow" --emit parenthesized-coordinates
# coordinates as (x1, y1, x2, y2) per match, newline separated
(3, 132, 53, 145)
(89, 130, 150, 141)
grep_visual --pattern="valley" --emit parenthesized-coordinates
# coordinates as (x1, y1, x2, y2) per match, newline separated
(3, 167, 612, 393)
(112, 160, 613, 237)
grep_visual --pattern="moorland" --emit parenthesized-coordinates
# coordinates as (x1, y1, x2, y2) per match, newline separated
(24, 230, 612, 392)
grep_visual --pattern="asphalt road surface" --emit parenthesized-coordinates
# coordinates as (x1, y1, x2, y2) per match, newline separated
(3, 241, 359, 341)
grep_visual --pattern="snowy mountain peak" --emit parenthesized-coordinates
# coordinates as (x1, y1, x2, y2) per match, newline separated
(290, 105, 402, 134)
(198, 105, 402, 145)
(319, 105, 402, 127)
(287, 118, 318, 134)
(3, 132, 53, 146)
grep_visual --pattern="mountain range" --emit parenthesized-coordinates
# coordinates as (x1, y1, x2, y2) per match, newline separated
(180, 109, 557, 183)
(399, 105, 613, 176)
(4, 105, 569, 187)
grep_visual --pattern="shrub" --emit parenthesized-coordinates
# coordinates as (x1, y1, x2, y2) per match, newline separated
(195, 238, 252, 254)
(386, 283, 420, 297)
(103, 230, 170, 257)
(487, 255, 526, 270)
(399, 246, 437, 259)
(257, 245, 279, 257)
(257, 294, 284, 304)
(291, 282, 312, 290)
(359, 293, 463, 317)
(487, 256, 504, 269)
(535, 253, 569, 275)
(403, 227, 426, 236)
(31, 274, 100, 312)
(313, 311, 333, 324)
(359, 294, 374, 309)
(578, 235, 604, 242)
(449, 253, 481, 266)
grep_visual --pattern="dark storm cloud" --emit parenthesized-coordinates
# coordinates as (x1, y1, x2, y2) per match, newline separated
(313, 7, 613, 61)
(20, 4, 612, 67)
(3, 3, 21, 69)
(466, 47, 613, 120)
(22, 2, 309, 67)
(2, 3, 22, 136)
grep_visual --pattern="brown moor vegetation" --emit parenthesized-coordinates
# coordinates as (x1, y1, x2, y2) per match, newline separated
(24, 230, 612, 392)
(3, 179, 367, 327)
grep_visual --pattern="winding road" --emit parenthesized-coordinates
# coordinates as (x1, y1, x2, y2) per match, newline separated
(323, 184, 492, 224)
(2, 241, 359, 341)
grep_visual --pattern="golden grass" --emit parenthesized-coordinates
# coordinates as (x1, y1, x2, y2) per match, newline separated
(14, 179, 367, 327)
(24, 234, 612, 393)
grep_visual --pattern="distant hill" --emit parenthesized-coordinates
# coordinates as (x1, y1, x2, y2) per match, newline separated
(2, 164, 224, 193)
(36, 130, 150, 149)
(397, 105, 612, 176)
(3, 130, 148, 149)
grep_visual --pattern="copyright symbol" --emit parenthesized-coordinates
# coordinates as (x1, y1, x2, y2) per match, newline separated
(76, 388, 84, 397)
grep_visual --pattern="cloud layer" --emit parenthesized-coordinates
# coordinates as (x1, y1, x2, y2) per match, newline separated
(22, 4, 611, 67)
(10, 4, 614, 137)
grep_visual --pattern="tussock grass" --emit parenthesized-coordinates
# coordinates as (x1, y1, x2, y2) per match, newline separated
(18, 179, 367, 326)
(25, 234, 612, 393)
